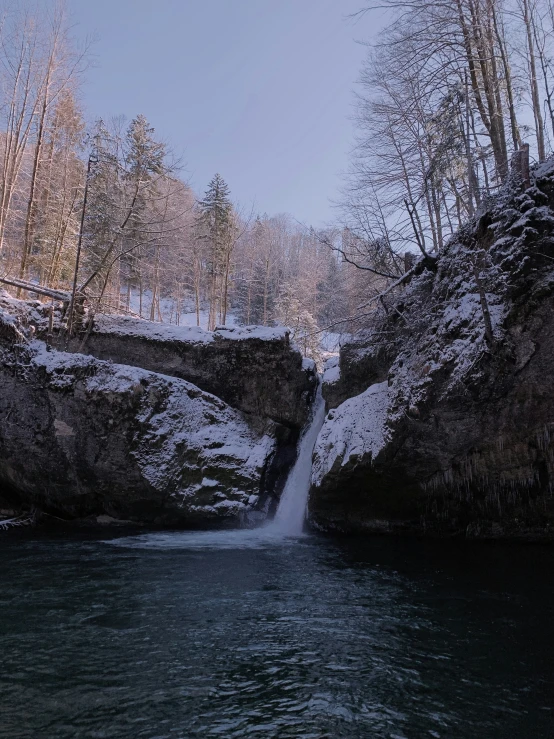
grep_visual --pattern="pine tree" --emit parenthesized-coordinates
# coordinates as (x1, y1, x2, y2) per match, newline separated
(123, 115, 167, 314)
(125, 114, 165, 179)
(197, 174, 235, 330)
(81, 119, 122, 298)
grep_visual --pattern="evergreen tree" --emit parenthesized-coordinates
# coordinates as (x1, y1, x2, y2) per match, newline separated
(122, 115, 167, 313)
(125, 114, 165, 180)
(197, 174, 235, 329)
(81, 119, 122, 296)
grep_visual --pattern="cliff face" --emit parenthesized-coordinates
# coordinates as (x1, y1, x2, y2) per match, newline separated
(309, 160, 554, 539)
(0, 304, 315, 527)
(67, 317, 316, 430)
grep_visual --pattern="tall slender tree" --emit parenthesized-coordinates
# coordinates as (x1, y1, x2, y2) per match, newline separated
(197, 174, 235, 330)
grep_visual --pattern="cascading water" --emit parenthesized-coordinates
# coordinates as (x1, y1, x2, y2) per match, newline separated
(269, 383, 326, 535)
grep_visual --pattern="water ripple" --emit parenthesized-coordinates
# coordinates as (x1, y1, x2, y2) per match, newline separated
(0, 533, 553, 738)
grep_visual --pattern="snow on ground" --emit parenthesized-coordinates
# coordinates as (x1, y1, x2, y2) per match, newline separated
(214, 325, 289, 342)
(95, 314, 214, 344)
(123, 289, 239, 330)
(94, 314, 291, 345)
(311, 380, 390, 486)
(105, 291, 291, 344)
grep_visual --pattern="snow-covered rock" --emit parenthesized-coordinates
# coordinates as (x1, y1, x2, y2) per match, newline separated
(312, 381, 390, 488)
(0, 339, 279, 526)
(68, 314, 316, 429)
(309, 157, 554, 539)
(0, 293, 320, 527)
(321, 355, 342, 410)
(321, 331, 396, 411)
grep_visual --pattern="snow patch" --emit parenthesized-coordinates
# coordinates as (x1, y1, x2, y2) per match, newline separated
(94, 314, 214, 344)
(92, 315, 290, 346)
(312, 381, 390, 486)
(322, 355, 340, 385)
(214, 325, 289, 342)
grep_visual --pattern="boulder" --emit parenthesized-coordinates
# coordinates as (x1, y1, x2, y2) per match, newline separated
(67, 317, 316, 429)
(321, 335, 395, 410)
(0, 334, 279, 526)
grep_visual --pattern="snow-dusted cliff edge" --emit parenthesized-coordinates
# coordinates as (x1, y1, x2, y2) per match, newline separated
(0, 303, 315, 527)
(309, 159, 554, 539)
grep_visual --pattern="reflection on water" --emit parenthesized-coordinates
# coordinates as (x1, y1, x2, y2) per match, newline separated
(0, 530, 553, 738)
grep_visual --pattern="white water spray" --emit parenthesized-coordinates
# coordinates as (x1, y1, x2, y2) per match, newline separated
(269, 384, 326, 535)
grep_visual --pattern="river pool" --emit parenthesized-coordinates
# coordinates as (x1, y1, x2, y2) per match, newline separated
(0, 529, 553, 738)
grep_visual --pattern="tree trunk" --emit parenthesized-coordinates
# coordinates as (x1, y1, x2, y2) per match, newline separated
(522, 0, 546, 161)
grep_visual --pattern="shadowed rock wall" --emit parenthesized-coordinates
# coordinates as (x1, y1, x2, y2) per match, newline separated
(310, 159, 554, 539)
(68, 318, 316, 430)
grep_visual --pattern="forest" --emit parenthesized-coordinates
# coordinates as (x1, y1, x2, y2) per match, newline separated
(0, 0, 553, 364)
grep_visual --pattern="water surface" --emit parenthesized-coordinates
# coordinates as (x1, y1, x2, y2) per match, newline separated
(1, 529, 553, 738)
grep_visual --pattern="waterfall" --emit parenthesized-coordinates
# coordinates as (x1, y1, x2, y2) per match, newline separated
(269, 383, 326, 535)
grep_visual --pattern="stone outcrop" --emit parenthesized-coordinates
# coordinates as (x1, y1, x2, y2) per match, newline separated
(0, 297, 316, 526)
(67, 317, 316, 429)
(309, 159, 554, 539)
(0, 293, 317, 434)
(0, 335, 280, 526)
(321, 340, 394, 411)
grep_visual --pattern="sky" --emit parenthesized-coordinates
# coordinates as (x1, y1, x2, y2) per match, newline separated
(67, 0, 379, 226)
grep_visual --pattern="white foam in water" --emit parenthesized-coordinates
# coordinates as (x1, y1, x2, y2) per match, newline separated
(107, 384, 326, 550)
(107, 528, 293, 550)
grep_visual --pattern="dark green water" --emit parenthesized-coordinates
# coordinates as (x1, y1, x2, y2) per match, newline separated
(0, 529, 553, 738)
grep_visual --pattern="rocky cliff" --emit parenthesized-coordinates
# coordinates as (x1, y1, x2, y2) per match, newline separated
(309, 159, 554, 539)
(0, 302, 315, 527)
(67, 317, 316, 429)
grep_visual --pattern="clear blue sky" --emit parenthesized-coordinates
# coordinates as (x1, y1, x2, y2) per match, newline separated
(68, 0, 379, 226)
